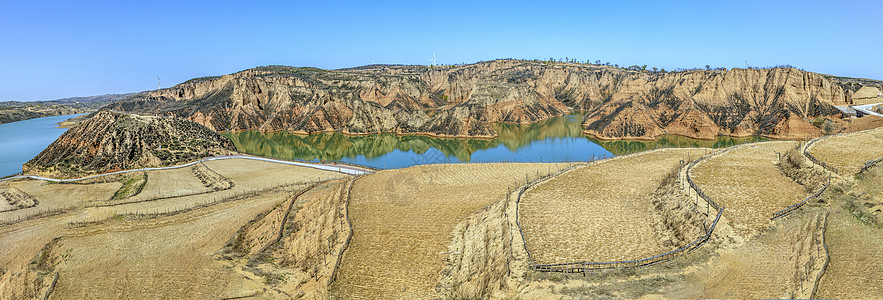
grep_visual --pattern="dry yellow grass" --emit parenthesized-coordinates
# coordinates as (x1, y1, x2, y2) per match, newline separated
(815, 170, 883, 298)
(335, 163, 567, 299)
(691, 142, 808, 236)
(124, 167, 211, 202)
(0, 158, 348, 298)
(88, 159, 345, 217)
(0, 180, 121, 222)
(687, 218, 801, 299)
(815, 210, 883, 298)
(809, 128, 883, 175)
(49, 191, 287, 299)
(519, 148, 707, 264)
(204, 159, 342, 189)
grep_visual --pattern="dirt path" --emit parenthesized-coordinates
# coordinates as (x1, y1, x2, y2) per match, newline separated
(519, 148, 706, 264)
(334, 163, 567, 299)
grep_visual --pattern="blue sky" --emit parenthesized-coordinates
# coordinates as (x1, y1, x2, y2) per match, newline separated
(1, 0, 881, 101)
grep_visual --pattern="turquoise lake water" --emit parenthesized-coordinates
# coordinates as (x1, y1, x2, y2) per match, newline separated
(0, 114, 83, 177)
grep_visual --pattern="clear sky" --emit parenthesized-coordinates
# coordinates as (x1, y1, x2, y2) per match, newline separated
(1, 0, 881, 101)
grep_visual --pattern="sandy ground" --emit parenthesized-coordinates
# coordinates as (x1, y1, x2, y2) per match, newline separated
(678, 212, 822, 299)
(334, 162, 568, 299)
(809, 127, 883, 175)
(691, 142, 809, 237)
(519, 148, 707, 264)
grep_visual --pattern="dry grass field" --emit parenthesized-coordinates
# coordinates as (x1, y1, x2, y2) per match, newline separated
(816, 209, 883, 298)
(691, 142, 809, 236)
(49, 191, 287, 299)
(815, 168, 883, 298)
(204, 159, 341, 188)
(121, 167, 211, 202)
(0, 180, 121, 222)
(519, 148, 706, 264)
(5, 138, 883, 299)
(334, 163, 567, 299)
(0, 159, 346, 299)
(809, 127, 883, 175)
(683, 213, 824, 299)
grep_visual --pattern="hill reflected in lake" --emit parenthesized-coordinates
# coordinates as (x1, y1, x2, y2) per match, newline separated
(223, 115, 765, 169)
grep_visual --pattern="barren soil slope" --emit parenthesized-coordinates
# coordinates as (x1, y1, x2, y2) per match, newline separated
(107, 60, 882, 140)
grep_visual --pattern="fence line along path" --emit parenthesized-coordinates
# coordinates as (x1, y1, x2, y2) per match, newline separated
(518, 148, 711, 270)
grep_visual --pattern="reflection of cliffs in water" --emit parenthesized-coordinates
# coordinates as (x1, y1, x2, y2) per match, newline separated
(224, 115, 586, 162)
(224, 131, 498, 162)
(224, 114, 765, 162)
(493, 115, 585, 151)
(592, 135, 766, 155)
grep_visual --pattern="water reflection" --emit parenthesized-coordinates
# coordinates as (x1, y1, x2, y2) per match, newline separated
(592, 135, 767, 156)
(222, 115, 765, 169)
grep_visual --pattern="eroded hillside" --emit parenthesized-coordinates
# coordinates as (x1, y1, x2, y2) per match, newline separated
(106, 60, 881, 140)
(24, 111, 237, 178)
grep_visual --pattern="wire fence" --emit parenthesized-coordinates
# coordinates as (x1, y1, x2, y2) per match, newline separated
(510, 148, 728, 273)
(803, 137, 840, 174)
(531, 208, 723, 272)
(771, 179, 831, 220)
(0, 206, 73, 226)
(512, 162, 589, 268)
(66, 178, 336, 228)
(330, 176, 359, 285)
(860, 157, 883, 174)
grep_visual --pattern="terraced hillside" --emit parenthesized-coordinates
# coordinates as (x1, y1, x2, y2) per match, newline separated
(519, 148, 707, 264)
(807, 127, 883, 175)
(0, 159, 347, 299)
(334, 163, 566, 299)
(814, 155, 883, 298)
(690, 142, 809, 236)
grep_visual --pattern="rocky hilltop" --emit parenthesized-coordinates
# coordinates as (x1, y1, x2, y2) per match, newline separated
(106, 60, 883, 140)
(24, 111, 237, 178)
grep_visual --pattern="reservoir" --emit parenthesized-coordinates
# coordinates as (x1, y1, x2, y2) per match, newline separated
(0, 114, 767, 177)
(223, 115, 764, 169)
(0, 114, 84, 177)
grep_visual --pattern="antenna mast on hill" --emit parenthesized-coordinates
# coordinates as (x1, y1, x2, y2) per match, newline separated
(157, 76, 161, 89)
(430, 52, 438, 66)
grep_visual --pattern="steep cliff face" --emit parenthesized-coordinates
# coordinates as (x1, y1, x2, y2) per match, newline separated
(24, 111, 237, 178)
(106, 60, 880, 139)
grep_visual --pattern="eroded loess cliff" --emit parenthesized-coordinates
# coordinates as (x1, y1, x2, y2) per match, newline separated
(23, 111, 237, 178)
(106, 60, 882, 139)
